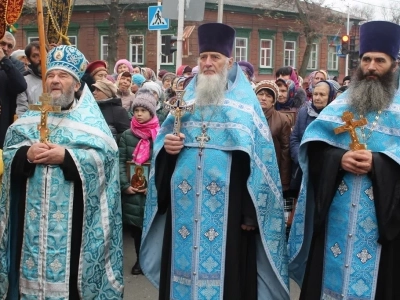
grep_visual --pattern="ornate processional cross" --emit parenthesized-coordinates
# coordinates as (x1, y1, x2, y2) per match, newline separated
(334, 111, 367, 151)
(164, 90, 195, 136)
(29, 93, 61, 143)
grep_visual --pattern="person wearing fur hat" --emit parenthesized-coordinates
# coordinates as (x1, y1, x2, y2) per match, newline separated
(118, 88, 160, 276)
(116, 71, 135, 112)
(85, 60, 108, 82)
(92, 78, 130, 141)
(255, 80, 292, 223)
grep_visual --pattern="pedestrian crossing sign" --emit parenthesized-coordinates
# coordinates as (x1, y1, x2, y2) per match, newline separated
(148, 6, 170, 31)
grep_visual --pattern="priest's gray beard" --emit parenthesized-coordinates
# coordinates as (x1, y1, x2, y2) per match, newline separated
(349, 65, 397, 116)
(51, 82, 76, 109)
(195, 62, 229, 107)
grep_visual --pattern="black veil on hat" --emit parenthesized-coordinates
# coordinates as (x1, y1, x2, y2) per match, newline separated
(359, 21, 400, 60)
(198, 23, 236, 57)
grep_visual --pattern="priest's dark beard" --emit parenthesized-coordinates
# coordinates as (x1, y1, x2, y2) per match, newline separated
(349, 66, 397, 116)
(195, 62, 228, 107)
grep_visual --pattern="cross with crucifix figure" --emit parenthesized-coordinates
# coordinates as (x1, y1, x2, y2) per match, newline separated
(334, 111, 367, 150)
(196, 124, 210, 151)
(29, 93, 61, 143)
(164, 90, 195, 136)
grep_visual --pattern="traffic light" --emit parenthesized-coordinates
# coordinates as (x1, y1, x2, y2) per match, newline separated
(341, 35, 349, 55)
(162, 35, 178, 56)
(349, 36, 356, 53)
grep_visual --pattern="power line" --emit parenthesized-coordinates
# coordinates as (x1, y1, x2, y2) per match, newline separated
(350, 0, 400, 13)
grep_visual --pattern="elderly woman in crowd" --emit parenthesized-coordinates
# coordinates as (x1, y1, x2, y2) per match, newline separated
(116, 71, 135, 112)
(113, 58, 134, 80)
(131, 73, 146, 95)
(92, 78, 130, 141)
(305, 69, 328, 101)
(289, 80, 336, 198)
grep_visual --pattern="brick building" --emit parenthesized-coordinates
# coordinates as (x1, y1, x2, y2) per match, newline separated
(13, 0, 359, 82)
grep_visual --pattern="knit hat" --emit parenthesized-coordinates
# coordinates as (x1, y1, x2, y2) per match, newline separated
(198, 23, 235, 57)
(177, 65, 192, 76)
(46, 45, 87, 81)
(158, 69, 168, 78)
(114, 59, 134, 74)
(86, 60, 107, 77)
(192, 66, 199, 75)
(238, 61, 255, 80)
(132, 88, 158, 117)
(142, 81, 162, 98)
(132, 74, 146, 86)
(254, 80, 279, 102)
(162, 72, 176, 83)
(92, 78, 118, 98)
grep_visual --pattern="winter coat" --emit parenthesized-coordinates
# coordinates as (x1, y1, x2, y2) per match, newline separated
(0, 57, 27, 148)
(96, 97, 130, 142)
(16, 68, 42, 116)
(118, 129, 153, 228)
(264, 107, 292, 191)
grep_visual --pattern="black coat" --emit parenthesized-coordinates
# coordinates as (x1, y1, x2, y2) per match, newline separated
(0, 57, 27, 148)
(96, 97, 130, 141)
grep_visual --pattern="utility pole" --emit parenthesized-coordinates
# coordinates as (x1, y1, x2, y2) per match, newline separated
(218, 0, 224, 23)
(176, 0, 185, 69)
(157, 1, 162, 74)
(345, 1, 350, 76)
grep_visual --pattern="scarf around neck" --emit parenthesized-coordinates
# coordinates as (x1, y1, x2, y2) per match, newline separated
(130, 116, 160, 164)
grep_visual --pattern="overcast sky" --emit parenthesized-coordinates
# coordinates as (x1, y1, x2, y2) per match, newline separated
(324, 0, 396, 20)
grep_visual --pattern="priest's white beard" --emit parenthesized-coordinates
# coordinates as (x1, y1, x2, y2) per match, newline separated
(51, 83, 76, 109)
(195, 62, 229, 107)
(349, 65, 397, 116)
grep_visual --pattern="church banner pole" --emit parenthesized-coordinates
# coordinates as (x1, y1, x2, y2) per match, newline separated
(36, 0, 48, 92)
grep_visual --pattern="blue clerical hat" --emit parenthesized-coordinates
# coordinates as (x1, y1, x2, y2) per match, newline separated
(46, 45, 87, 81)
(359, 21, 400, 60)
(198, 23, 235, 57)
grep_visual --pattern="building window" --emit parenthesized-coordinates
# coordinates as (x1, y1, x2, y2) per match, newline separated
(129, 35, 144, 65)
(284, 41, 296, 67)
(328, 44, 339, 70)
(27, 36, 77, 47)
(161, 35, 174, 65)
(235, 37, 247, 61)
(100, 35, 108, 61)
(260, 39, 272, 68)
(307, 43, 318, 69)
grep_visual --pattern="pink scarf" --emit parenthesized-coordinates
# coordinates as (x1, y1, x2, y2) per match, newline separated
(131, 116, 160, 164)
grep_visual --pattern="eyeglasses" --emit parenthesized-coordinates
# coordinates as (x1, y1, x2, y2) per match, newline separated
(0, 41, 14, 49)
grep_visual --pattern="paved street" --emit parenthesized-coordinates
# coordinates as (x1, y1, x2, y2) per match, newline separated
(122, 230, 301, 299)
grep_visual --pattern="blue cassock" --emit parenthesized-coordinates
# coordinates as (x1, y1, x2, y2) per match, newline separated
(288, 88, 400, 299)
(0, 86, 124, 299)
(140, 63, 289, 300)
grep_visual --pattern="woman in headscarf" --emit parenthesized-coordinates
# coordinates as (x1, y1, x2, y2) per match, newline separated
(275, 78, 305, 129)
(289, 80, 336, 199)
(305, 69, 329, 101)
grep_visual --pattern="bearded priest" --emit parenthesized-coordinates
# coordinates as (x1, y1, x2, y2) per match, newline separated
(140, 23, 289, 300)
(289, 21, 400, 300)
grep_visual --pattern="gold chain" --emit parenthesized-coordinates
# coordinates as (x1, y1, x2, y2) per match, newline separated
(359, 110, 382, 144)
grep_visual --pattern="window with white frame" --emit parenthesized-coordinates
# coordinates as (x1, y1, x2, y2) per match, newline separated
(161, 35, 174, 65)
(100, 35, 108, 61)
(235, 37, 247, 61)
(129, 35, 144, 65)
(307, 43, 318, 69)
(27, 36, 77, 47)
(328, 44, 339, 70)
(260, 39, 273, 68)
(284, 41, 296, 67)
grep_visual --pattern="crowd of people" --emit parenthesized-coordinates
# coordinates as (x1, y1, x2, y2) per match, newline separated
(0, 19, 400, 300)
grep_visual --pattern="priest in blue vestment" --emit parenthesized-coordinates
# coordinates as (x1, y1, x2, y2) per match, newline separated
(140, 23, 289, 300)
(288, 21, 400, 299)
(0, 45, 124, 299)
